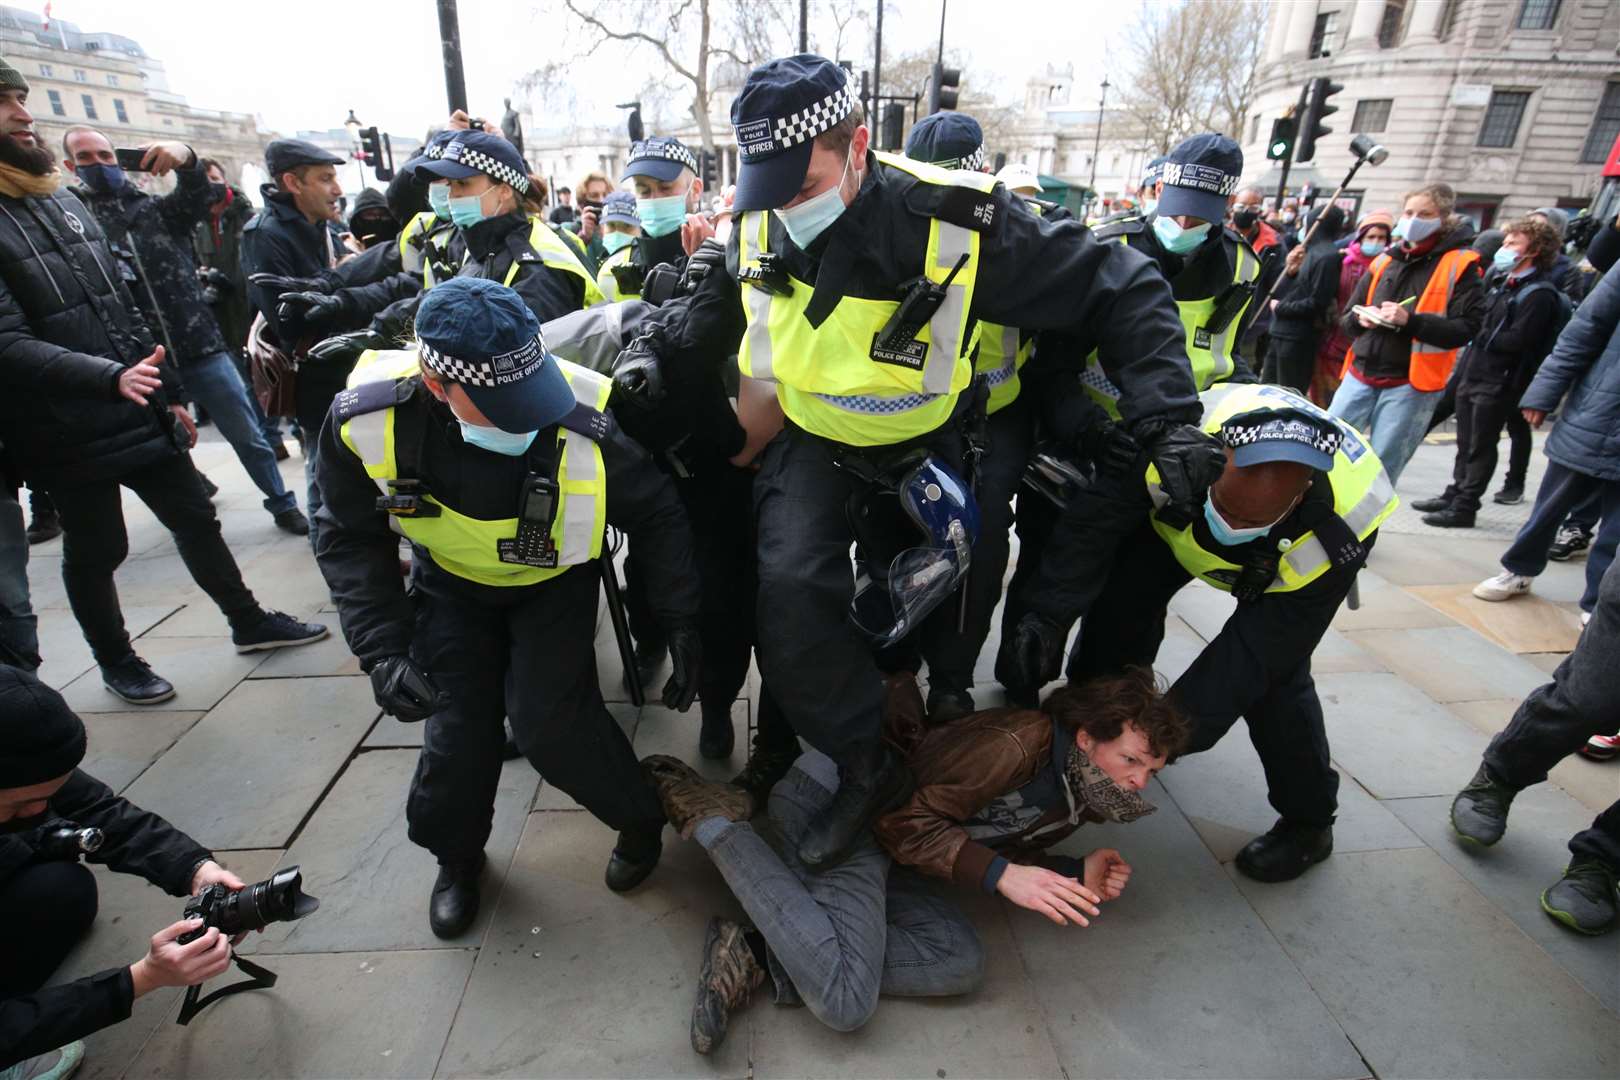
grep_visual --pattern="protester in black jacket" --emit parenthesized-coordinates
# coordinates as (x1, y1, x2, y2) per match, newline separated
(67, 127, 308, 535)
(0, 78, 327, 704)
(0, 666, 241, 1073)
(1266, 206, 1345, 393)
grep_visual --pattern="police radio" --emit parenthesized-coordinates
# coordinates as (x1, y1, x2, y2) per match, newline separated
(872, 253, 970, 362)
(498, 474, 560, 567)
(738, 253, 793, 296)
(1203, 279, 1257, 336)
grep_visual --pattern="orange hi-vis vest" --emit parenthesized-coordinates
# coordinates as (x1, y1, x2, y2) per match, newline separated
(1342, 247, 1481, 391)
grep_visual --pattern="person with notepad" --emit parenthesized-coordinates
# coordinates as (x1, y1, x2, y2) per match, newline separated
(1328, 182, 1486, 483)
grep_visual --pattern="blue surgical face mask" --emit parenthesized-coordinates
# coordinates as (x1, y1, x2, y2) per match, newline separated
(1203, 494, 1273, 547)
(637, 185, 691, 238)
(601, 230, 635, 254)
(428, 183, 452, 221)
(448, 188, 492, 229)
(1141, 198, 1158, 217)
(458, 420, 537, 456)
(1394, 214, 1440, 244)
(775, 147, 854, 248)
(1359, 239, 1386, 258)
(1492, 246, 1521, 272)
(76, 163, 126, 194)
(1153, 214, 1211, 255)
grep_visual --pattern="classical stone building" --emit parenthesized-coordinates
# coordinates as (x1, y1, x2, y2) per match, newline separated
(1242, 0, 1620, 226)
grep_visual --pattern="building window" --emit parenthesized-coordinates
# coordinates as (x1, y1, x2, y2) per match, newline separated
(72, 69, 86, 83)
(161, 118, 172, 127)
(1477, 90, 1530, 148)
(38, 63, 52, 77)
(105, 74, 118, 87)
(1309, 11, 1338, 58)
(1352, 99, 1392, 133)
(1516, 0, 1561, 29)
(1249, 114, 1261, 145)
(113, 98, 128, 124)
(1456, 196, 1501, 231)
(80, 94, 97, 120)
(1377, 0, 1406, 48)
(1582, 82, 1620, 163)
(45, 89, 63, 116)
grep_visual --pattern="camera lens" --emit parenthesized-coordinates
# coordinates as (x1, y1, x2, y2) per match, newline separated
(210, 867, 320, 934)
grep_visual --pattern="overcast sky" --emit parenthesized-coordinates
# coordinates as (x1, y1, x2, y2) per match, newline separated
(54, 0, 1137, 138)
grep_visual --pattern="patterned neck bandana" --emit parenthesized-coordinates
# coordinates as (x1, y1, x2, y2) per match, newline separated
(1065, 743, 1156, 824)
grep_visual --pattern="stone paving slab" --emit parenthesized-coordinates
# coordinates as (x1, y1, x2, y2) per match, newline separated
(1160, 730, 1425, 864)
(1405, 583, 1583, 654)
(246, 750, 539, 955)
(1339, 625, 1551, 704)
(247, 631, 364, 678)
(1011, 787, 1368, 1079)
(1233, 847, 1620, 1079)
(129, 949, 475, 1079)
(122, 676, 378, 849)
(1330, 570, 1455, 632)
(1387, 791, 1620, 1014)
(1152, 614, 1207, 684)
(633, 699, 749, 779)
(50, 849, 283, 1080)
(1364, 530, 1511, 586)
(34, 604, 178, 692)
(80, 710, 207, 793)
(749, 892, 1066, 1080)
(1316, 673, 1493, 800)
(434, 811, 753, 1078)
(1165, 580, 1235, 643)
(58, 635, 262, 714)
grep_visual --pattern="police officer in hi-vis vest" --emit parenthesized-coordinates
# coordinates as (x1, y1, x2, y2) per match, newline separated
(615, 54, 1220, 871)
(313, 277, 701, 938)
(1005, 383, 1397, 883)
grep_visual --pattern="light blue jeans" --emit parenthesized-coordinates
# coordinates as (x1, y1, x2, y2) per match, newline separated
(183, 351, 296, 515)
(694, 751, 985, 1033)
(0, 487, 38, 668)
(1328, 376, 1442, 484)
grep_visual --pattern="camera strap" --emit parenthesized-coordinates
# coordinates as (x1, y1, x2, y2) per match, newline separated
(176, 954, 279, 1026)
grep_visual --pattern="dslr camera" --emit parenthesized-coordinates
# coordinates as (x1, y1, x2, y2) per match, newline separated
(178, 865, 318, 943)
(197, 267, 232, 305)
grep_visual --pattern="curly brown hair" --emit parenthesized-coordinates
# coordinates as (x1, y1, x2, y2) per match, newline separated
(1040, 668, 1190, 760)
(1501, 216, 1562, 272)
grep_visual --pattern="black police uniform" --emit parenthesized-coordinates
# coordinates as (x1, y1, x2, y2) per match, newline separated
(312, 363, 699, 888)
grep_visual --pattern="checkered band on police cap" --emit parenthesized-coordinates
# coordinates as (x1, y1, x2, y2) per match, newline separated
(425, 142, 445, 160)
(736, 69, 858, 162)
(418, 332, 547, 388)
(1221, 413, 1342, 457)
(442, 139, 530, 194)
(628, 138, 698, 175)
(938, 146, 986, 172)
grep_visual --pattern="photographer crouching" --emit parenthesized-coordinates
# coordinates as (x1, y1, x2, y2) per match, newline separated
(0, 666, 241, 1075)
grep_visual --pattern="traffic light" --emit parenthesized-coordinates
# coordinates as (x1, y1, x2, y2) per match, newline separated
(358, 126, 393, 181)
(1296, 77, 1343, 162)
(1266, 115, 1297, 161)
(698, 149, 719, 192)
(928, 62, 961, 113)
(880, 103, 905, 152)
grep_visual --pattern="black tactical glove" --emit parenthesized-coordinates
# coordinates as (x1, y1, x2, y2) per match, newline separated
(680, 238, 725, 294)
(611, 333, 667, 411)
(1076, 417, 1141, 477)
(1134, 419, 1226, 529)
(368, 654, 446, 722)
(661, 624, 703, 712)
(277, 290, 351, 330)
(248, 272, 326, 293)
(1003, 612, 1066, 697)
(307, 330, 384, 366)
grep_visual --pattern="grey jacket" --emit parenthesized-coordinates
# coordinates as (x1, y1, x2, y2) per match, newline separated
(1521, 265, 1620, 481)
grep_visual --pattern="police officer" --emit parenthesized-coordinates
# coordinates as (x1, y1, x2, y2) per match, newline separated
(620, 54, 1219, 870)
(312, 277, 701, 936)
(1005, 383, 1396, 882)
(595, 193, 644, 302)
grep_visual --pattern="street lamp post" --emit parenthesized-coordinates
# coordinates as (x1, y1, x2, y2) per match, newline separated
(1088, 77, 1109, 218)
(344, 109, 364, 195)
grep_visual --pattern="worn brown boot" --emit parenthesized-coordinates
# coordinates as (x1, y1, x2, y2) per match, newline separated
(690, 916, 764, 1054)
(642, 755, 754, 839)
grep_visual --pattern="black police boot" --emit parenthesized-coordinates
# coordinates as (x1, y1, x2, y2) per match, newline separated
(1234, 819, 1334, 883)
(1541, 859, 1620, 935)
(101, 654, 176, 706)
(1450, 763, 1518, 847)
(605, 826, 663, 892)
(730, 735, 801, 812)
(1410, 493, 1454, 513)
(25, 509, 60, 545)
(699, 703, 736, 760)
(429, 855, 483, 939)
(797, 742, 914, 871)
(925, 686, 975, 726)
(1423, 506, 1477, 529)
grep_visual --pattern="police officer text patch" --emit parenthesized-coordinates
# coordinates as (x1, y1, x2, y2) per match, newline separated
(871, 333, 928, 370)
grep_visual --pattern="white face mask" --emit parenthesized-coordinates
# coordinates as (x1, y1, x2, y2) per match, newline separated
(774, 146, 855, 248)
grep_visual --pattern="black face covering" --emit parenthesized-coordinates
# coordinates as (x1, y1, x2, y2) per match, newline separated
(207, 182, 229, 205)
(1232, 206, 1261, 230)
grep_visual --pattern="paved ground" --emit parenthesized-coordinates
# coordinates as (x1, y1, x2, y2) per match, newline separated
(29, 426, 1619, 1080)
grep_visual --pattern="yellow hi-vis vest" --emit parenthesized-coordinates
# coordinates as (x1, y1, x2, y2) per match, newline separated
(510, 215, 608, 309)
(975, 322, 1032, 414)
(397, 212, 461, 289)
(1147, 383, 1398, 595)
(336, 348, 611, 587)
(736, 151, 987, 446)
(1081, 229, 1260, 419)
(596, 245, 638, 302)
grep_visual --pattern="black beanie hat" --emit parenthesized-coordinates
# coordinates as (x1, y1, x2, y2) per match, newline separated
(0, 665, 86, 788)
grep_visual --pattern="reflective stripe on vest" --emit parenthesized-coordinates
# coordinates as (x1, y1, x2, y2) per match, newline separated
(975, 321, 1031, 414)
(338, 352, 611, 586)
(735, 154, 985, 446)
(1083, 235, 1258, 418)
(596, 246, 637, 302)
(1146, 383, 1398, 594)
(1340, 247, 1481, 392)
(505, 216, 608, 309)
(398, 212, 459, 289)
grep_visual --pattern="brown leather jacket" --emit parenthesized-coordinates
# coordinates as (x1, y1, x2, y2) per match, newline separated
(875, 680, 1095, 890)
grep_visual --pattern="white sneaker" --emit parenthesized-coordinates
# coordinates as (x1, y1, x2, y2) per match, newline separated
(1581, 610, 1591, 627)
(1473, 571, 1534, 602)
